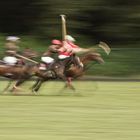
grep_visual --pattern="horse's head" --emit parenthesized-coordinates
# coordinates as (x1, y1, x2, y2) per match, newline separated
(80, 52, 104, 64)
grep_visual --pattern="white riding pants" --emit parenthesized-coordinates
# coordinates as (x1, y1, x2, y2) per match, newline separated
(58, 55, 70, 59)
(41, 56, 54, 64)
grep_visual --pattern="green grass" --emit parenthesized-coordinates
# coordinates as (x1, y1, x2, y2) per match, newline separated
(0, 81, 140, 140)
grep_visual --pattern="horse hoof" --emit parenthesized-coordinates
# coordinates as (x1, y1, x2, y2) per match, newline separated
(70, 86, 76, 91)
(64, 84, 76, 91)
(32, 89, 38, 94)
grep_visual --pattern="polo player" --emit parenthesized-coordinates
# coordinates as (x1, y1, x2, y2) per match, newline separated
(3, 36, 20, 66)
(40, 35, 90, 70)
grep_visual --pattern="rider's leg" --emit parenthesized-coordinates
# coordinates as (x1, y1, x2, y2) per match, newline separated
(74, 55, 83, 68)
(40, 56, 54, 70)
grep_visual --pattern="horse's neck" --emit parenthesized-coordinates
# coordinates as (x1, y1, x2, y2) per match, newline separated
(30, 65, 39, 72)
(81, 56, 92, 65)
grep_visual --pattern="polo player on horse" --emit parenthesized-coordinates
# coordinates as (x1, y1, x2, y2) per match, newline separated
(40, 36, 88, 70)
(39, 15, 90, 71)
(2, 36, 21, 66)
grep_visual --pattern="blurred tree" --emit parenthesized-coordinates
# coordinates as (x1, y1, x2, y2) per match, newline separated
(0, 0, 44, 33)
(0, 0, 139, 45)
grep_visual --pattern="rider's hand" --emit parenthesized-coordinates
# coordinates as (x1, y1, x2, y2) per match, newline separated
(58, 47, 67, 52)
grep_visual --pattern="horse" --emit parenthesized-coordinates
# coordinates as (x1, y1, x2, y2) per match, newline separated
(0, 48, 39, 92)
(31, 52, 104, 92)
(64, 52, 104, 89)
(0, 63, 37, 92)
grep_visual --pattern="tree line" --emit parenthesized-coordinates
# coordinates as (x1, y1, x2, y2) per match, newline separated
(0, 0, 139, 45)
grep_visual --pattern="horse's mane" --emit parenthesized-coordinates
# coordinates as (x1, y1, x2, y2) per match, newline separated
(80, 52, 103, 64)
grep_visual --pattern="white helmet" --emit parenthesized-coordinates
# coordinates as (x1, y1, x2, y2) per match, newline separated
(6, 36, 20, 42)
(65, 35, 75, 42)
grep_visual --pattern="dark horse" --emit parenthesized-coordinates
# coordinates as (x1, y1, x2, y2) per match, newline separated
(31, 52, 104, 92)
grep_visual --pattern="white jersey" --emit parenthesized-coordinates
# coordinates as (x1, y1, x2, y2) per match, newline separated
(3, 56, 18, 65)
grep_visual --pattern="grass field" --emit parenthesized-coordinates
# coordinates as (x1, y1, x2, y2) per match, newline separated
(0, 81, 140, 140)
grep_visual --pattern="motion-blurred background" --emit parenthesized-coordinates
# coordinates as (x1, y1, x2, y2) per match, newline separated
(0, 0, 140, 77)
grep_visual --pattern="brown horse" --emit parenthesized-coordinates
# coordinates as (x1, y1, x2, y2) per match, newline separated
(31, 52, 104, 92)
(64, 52, 104, 89)
(0, 64, 36, 92)
(0, 48, 39, 92)
(0, 61, 59, 92)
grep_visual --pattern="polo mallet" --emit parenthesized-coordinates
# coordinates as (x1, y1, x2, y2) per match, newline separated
(15, 54, 39, 64)
(98, 41, 111, 55)
(60, 14, 67, 41)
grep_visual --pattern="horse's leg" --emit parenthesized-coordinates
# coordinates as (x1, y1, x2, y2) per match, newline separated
(55, 66, 76, 90)
(10, 79, 26, 92)
(31, 78, 41, 91)
(64, 77, 75, 90)
(2, 80, 13, 93)
(32, 79, 45, 93)
(56, 68, 67, 82)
